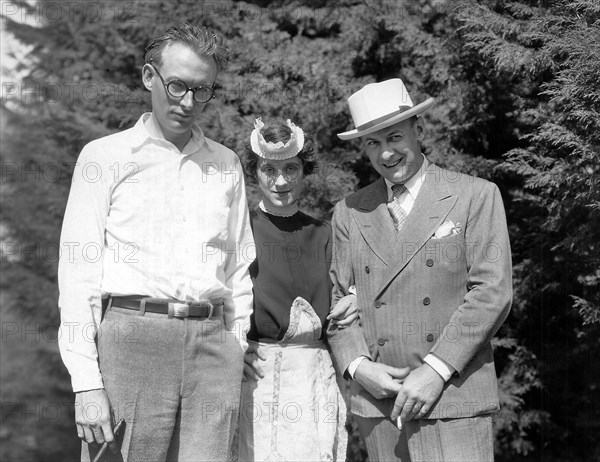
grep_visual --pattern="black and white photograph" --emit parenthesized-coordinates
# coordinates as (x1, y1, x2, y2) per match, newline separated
(1, 0, 599, 461)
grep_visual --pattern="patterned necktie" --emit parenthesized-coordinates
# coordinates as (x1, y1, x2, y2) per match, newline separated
(387, 183, 408, 233)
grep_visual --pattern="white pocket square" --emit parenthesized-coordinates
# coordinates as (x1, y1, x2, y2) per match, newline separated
(432, 220, 462, 239)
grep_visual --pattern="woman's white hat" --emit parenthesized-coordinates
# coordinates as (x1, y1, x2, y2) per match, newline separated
(338, 78, 434, 140)
(250, 118, 305, 160)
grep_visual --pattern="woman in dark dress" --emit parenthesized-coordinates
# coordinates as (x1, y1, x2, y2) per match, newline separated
(237, 117, 357, 461)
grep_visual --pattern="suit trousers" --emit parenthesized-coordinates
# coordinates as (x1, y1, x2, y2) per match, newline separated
(355, 416, 410, 462)
(82, 306, 244, 462)
(355, 414, 493, 462)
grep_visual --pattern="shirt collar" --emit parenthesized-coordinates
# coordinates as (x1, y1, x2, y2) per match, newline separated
(384, 154, 429, 200)
(130, 112, 208, 155)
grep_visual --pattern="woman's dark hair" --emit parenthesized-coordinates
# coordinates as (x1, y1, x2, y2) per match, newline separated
(242, 119, 317, 181)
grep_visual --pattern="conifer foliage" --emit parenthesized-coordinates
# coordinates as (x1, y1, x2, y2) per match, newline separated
(2, 0, 598, 460)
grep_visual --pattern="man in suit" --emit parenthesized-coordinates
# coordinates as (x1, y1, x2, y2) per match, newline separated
(328, 78, 512, 461)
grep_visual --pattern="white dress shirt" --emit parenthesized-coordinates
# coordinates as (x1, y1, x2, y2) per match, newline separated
(58, 113, 255, 392)
(347, 155, 455, 382)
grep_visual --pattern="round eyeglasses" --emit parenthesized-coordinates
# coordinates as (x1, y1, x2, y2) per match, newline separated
(260, 164, 302, 183)
(150, 64, 215, 103)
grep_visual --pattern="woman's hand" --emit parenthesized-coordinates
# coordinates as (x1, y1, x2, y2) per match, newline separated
(243, 342, 267, 381)
(327, 293, 359, 328)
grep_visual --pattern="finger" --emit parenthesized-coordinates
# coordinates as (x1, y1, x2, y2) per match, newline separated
(327, 307, 340, 320)
(243, 353, 257, 367)
(243, 363, 259, 381)
(332, 311, 354, 325)
(388, 366, 411, 381)
(385, 377, 403, 395)
(336, 312, 358, 327)
(244, 351, 264, 366)
(416, 404, 430, 418)
(248, 360, 265, 379)
(76, 423, 85, 440)
(327, 300, 350, 319)
(391, 391, 406, 421)
(407, 401, 424, 421)
(255, 349, 267, 361)
(253, 363, 265, 379)
(92, 425, 106, 445)
(101, 421, 117, 454)
(346, 296, 358, 316)
(83, 425, 96, 444)
(401, 399, 417, 422)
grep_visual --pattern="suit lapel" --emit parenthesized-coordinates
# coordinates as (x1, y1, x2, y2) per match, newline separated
(377, 164, 458, 296)
(350, 178, 396, 264)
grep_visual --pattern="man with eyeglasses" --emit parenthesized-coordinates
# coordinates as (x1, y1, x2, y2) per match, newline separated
(58, 23, 254, 461)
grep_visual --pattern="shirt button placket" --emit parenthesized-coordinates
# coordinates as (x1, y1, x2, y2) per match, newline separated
(179, 160, 187, 225)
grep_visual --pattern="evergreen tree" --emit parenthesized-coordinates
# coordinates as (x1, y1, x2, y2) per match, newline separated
(2, 0, 598, 460)
(450, 1, 600, 459)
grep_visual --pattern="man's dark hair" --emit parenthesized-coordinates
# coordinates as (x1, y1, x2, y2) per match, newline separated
(145, 23, 229, 71)
(243, 119, 318, 181)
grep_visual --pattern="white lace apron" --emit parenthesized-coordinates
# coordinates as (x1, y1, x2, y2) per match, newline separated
(237, 297, 348, 461)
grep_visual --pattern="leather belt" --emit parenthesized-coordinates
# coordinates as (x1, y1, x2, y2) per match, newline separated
(109, 295, 223, 319)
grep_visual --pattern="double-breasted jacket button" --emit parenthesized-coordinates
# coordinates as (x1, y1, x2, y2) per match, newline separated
(377, 338, 386, 346)
(374, 300, 383, 309)
(423, 297, 431, 305)
(365, 266, 370, 274)
(426, 334, 435, 342)
(426, 259, 434, 267)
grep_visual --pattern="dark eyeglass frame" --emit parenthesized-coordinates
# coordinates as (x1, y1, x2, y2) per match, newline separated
(259, 163, 303, 183)
(149, 64, 215, 103)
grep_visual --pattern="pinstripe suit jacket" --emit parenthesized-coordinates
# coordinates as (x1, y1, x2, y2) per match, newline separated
(327, 163, 512, 419)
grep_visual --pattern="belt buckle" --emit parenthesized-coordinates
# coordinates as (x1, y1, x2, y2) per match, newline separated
(170, 300, 214, 318)
(170, 302, 189, 318)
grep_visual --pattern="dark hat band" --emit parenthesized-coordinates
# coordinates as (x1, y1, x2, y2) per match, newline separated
(355, 105, 413, 131)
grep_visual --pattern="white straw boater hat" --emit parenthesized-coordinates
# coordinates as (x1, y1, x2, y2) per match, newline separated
(250, 117, 305, 160)
(338, 78, 434, 140)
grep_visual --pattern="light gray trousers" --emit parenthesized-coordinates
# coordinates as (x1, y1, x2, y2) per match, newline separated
(82, 306, 244, 462)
